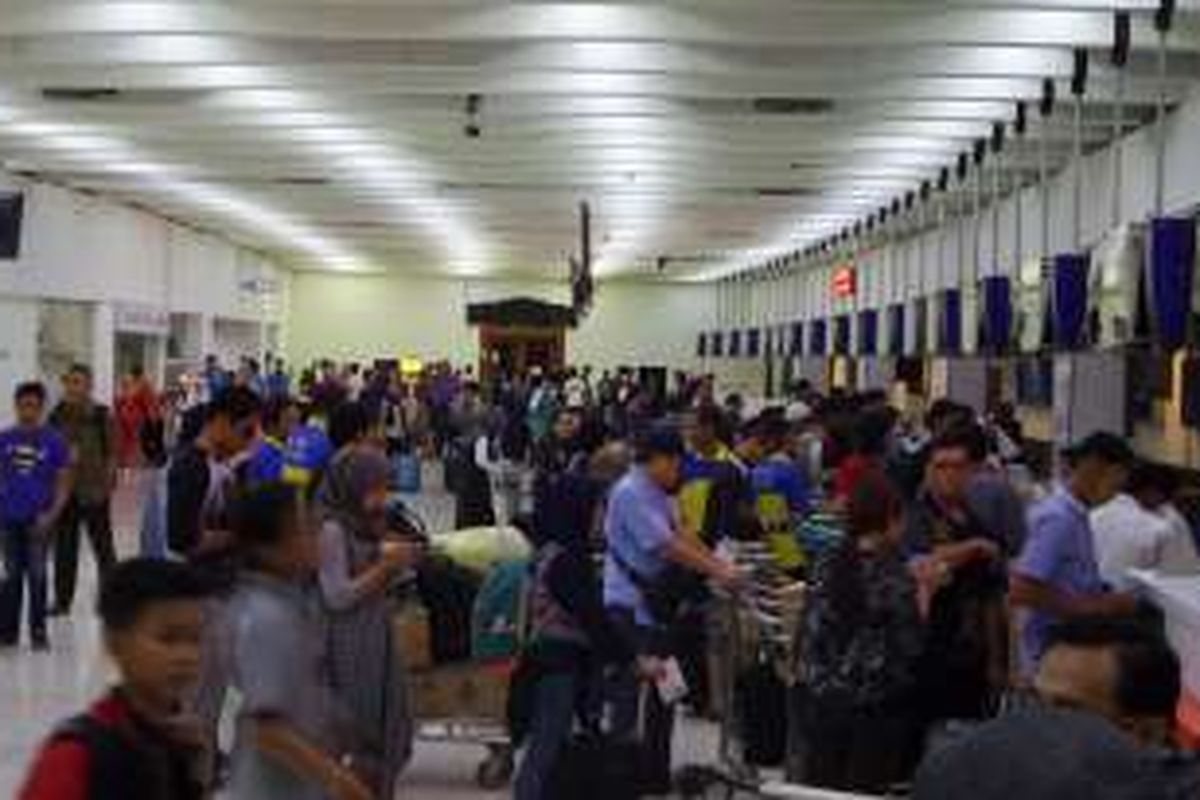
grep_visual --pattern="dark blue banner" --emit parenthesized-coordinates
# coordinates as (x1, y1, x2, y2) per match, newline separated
(810, 319, 827, 356)
(728, 329, 742, 357)
(1052, 252, 1090, 349)
(980, 275, 1014, 353)
(697, 332, 707, 358)
(939, 288, 962, 354)
(858, 309, 879, 355)
(791, 321, 805, 355)
(711, 331, 724, 357)
(1148, 217, 1196, 350)
(747, 328, 761, 358)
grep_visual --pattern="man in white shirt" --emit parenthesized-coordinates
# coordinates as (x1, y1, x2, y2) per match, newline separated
(1090, 462, 1200, 590)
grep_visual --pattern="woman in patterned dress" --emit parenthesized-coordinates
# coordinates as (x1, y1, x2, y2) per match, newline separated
(317, 448, 420, 798)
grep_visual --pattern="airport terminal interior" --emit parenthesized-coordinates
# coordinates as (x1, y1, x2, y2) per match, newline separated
(2, 2, 1200, 799)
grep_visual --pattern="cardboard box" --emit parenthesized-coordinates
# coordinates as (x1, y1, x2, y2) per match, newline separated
(393, 605, 433, 673)
(410, 664, 510, 720)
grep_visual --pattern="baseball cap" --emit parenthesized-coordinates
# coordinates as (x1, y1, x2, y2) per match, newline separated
(1062, 431, 1135, 468)
(915, 707, 1164, 800)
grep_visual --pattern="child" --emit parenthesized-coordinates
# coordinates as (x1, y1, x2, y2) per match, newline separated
(225, 482, 372, 800)
(20, 558, 212, 799)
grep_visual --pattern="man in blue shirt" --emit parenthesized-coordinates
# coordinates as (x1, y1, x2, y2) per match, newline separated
(1012, 432, 1139, 677)
(0, 382, 72, 649)
(603, 425, 740, 794)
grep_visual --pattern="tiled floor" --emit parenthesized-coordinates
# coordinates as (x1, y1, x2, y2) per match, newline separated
(0, 466, 722, 798)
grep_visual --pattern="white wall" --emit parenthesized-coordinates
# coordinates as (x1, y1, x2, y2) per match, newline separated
(286, 272, 714, 372)
(0, 176, 288, 419)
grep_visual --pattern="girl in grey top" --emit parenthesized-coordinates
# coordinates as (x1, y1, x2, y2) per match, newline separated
(318, 448, 420, 799)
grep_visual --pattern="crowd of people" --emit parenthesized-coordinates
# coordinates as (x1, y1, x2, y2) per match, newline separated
(1, 352, 1199, 799)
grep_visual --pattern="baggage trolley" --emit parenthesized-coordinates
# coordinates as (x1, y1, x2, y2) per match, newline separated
(407, 552, 532, 790)
(409, 659, 518, 789)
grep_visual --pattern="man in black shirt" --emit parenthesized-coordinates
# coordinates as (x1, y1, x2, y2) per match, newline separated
(165, 385, 260, 782)
(166, 387, 261, 570)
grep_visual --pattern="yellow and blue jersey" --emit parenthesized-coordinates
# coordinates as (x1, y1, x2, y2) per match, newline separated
(679, 445, 734, 543)
(751, 453, 812, 571)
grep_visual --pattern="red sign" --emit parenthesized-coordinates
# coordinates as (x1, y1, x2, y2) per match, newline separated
(832, 265, 857, 298)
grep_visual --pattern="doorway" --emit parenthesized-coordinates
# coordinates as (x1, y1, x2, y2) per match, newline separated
(479, 324, 565, 381)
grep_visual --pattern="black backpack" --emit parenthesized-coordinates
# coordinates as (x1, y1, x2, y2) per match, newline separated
(48, 708, 203, 800)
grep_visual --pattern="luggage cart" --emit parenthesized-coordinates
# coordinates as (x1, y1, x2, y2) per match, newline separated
(398, 498, 532, 790)
(409, 660, 518, 789)
(710, 542, 800, 782)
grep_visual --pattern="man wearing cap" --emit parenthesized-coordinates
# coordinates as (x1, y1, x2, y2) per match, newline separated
(1012, 431, 1140, 678)
(603, 424, 741, 794)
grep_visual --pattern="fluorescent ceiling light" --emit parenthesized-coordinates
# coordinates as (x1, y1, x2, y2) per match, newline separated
(0, 105, 370, 272)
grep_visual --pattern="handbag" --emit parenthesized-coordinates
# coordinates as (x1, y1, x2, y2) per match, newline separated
(547, 687, 650, 800)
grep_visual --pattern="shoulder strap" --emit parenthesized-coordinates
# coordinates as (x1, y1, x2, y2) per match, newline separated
(52, 714, 138, 797)
(607, 539, 653, 593)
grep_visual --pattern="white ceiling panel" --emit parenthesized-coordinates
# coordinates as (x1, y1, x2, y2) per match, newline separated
(0, 1, 1193, 279)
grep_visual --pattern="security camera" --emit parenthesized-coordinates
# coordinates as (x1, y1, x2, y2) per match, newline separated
(464, 123, 482, 139)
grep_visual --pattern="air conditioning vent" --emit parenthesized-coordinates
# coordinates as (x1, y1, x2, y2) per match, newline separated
(41, 87, 122, 102)
(755, 187, 816, 198)
(271, 177, 331, 187)
(752, 97, 835, 115)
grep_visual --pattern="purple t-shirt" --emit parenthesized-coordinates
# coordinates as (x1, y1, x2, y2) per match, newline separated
(0, 425, 70, 524)
(1014, 487, 1108, 676)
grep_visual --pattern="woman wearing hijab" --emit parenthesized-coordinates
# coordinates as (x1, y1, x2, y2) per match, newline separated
(317, 448, 420, 798)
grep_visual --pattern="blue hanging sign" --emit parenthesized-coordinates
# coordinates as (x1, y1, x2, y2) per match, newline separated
(980, 275, 1014, 353)
(939, 288, 963, 354)
(858, 309, 879, 355)
(1052, 252, 1090, 349)
(810, 319, 828, 356)
(747, 328, 762, 358)
(1148, 217, 1196, 350)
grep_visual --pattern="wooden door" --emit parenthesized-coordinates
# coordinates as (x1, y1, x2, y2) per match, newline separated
(479, 324, 565, 381)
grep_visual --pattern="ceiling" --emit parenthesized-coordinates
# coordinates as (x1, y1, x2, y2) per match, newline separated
(0, 1, 1198, 282)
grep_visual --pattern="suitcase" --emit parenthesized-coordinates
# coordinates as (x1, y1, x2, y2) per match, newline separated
(548, 732, 643, 800)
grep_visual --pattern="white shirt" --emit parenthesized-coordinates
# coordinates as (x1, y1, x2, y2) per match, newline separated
(564, 377, 588, 409)
(1156, 503, 1200, 576)
(1090, 494, 1191, 590)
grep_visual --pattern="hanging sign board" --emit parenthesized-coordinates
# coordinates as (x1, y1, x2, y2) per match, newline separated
(832, 265, 857, 298)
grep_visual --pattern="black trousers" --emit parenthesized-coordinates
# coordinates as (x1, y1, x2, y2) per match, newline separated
(54, 497, 116, 612)
(605, 609, 674, 796)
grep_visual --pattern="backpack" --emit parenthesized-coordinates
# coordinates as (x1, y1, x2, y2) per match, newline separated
(48, 712, 199, 800)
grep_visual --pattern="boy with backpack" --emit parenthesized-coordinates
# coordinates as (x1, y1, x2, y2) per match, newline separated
(19, 558, 212, 799)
